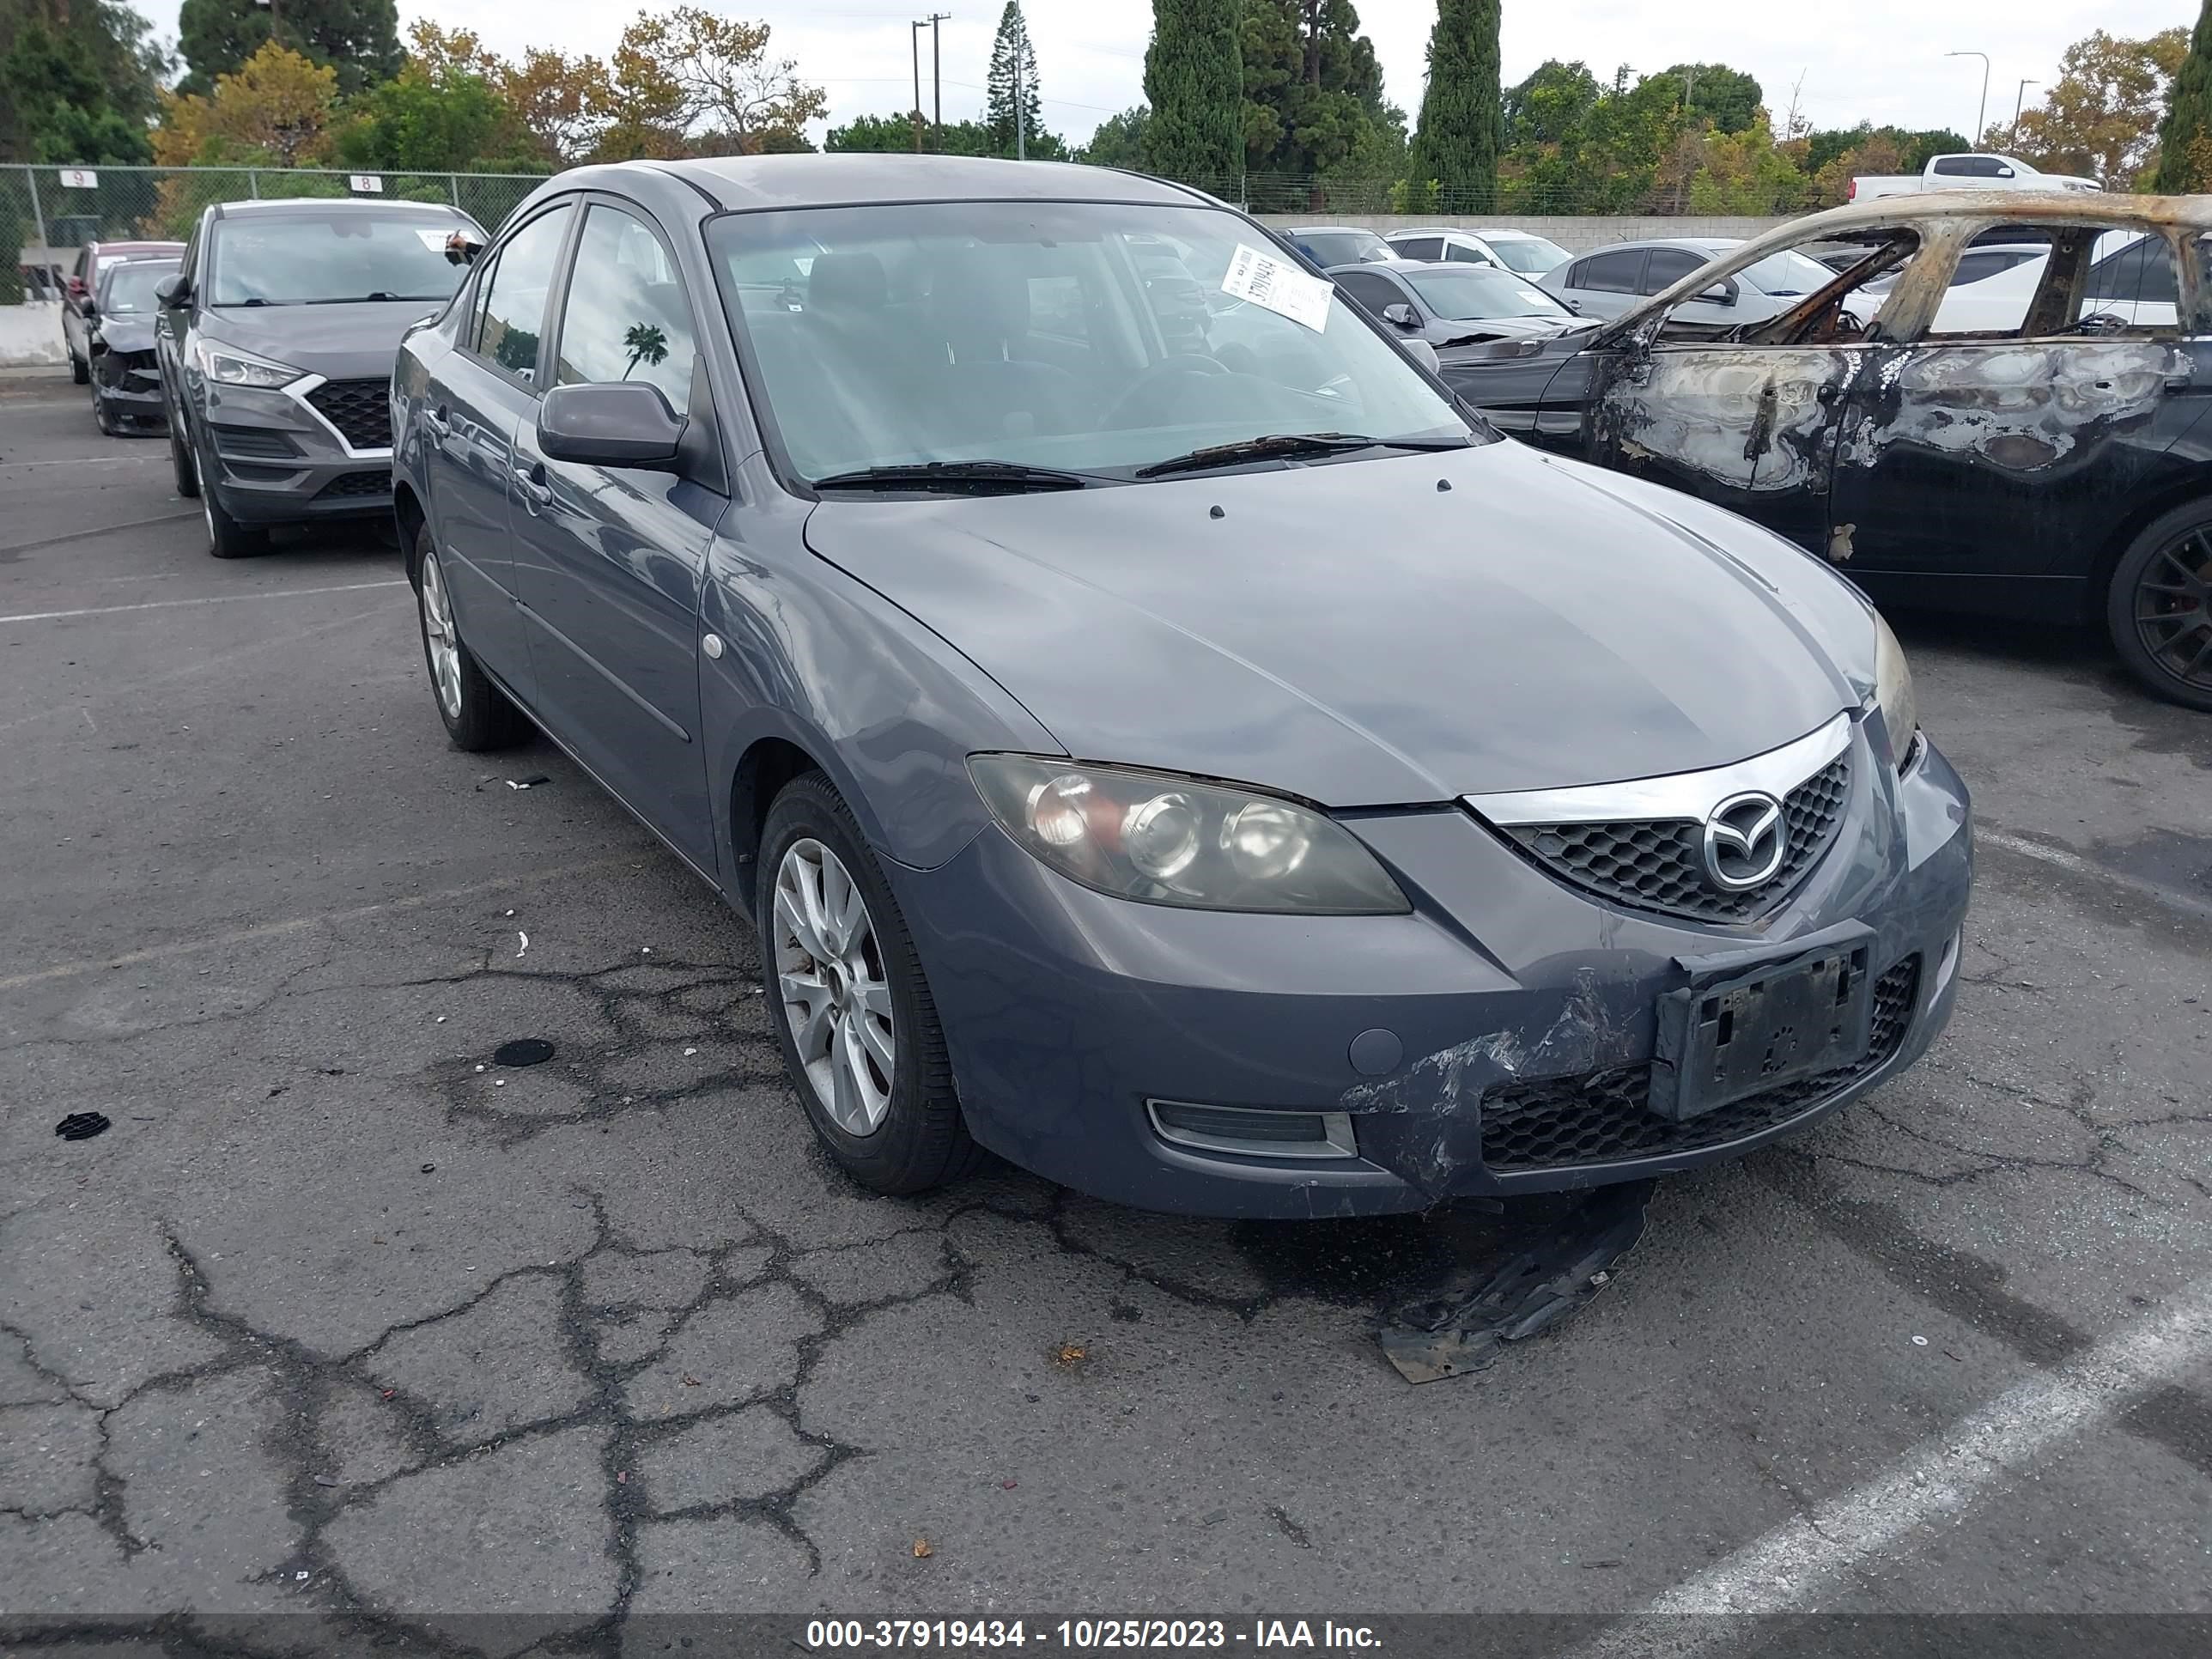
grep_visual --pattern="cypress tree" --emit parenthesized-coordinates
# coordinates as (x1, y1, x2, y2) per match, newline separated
(1407, 0, 1502, 208)
(2155, 0, 2212, 192)
(1143, 0, 1242, 183)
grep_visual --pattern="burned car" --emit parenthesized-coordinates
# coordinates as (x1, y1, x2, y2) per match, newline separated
(1440, 192, 2212, 710)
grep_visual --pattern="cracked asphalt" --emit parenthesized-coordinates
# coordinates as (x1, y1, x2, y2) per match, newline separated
(2, 376, 2209, 1647)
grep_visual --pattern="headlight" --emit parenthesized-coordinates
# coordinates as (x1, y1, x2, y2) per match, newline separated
(968, 754, 1410, 915)
(191, 337, 304, 389)
(1872, 611, 1918, 768)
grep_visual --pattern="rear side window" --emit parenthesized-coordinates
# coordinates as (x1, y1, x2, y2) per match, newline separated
(1445, 242, 1489, 264)
(1933, 155, 2007, 177)
(553, 204, 696, 409)
(474, 204, 574, 385)
(1573, 249, 1644, 293)
(1640, 248, 1704, 295)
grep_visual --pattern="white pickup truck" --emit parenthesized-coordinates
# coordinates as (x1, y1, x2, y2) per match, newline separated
(1848, 153, 2101, 202)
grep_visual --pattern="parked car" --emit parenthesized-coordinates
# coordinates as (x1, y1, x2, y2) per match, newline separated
(1438, 191, 2212, 710)
(85, 256, 179, 435)
(392, 155, 1969, 1217)
(63, 238, 183, 384)
(1542, 238, 1838, 327)
(1840, 230, 2182, 335)
(1328, 258, 1583, 344)
(1285, 224, 1393, 266)
(154, 198, 484, 557)
(1383, 226, 1571, 276)
(1850, 153, 2100, 203)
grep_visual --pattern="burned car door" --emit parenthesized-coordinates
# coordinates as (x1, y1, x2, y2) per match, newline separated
(1829, 221, 2203, 599)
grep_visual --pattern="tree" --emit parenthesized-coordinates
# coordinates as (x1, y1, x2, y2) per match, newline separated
(1145, 0, 1242, 181)
(987, 2, 1042, 154)
(331, 53, 526, 172)
(616, 7, 826, 155)
(0, 2, 167, 164)
(2002, 27, 2186, 186)
(156, 42, 342, 167)
(1656, 62, 1761, 136)
(1240, 0, 1400, 185)
(1079, 105, 1151, 168)
(501, 47, 617, 163)
(1504, 59, 1601, 148)
(2157, 0, 2212, 191)
(177, 0, 401, 98)
(1407, 0, 1502, 207)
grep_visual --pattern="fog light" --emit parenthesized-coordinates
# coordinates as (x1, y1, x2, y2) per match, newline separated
(1147, 1100, 1358, 1160)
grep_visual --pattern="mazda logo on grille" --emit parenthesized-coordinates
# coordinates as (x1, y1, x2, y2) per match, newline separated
(1701, 791, 1786, 891)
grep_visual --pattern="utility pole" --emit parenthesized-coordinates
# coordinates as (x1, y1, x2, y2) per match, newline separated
(1013, 49, 1025, 161)
(910, 20, 925, 152)
(2013, 78, 2039, 130)
(927, 13, 950, 135)
(1945, 51, 1990, 143)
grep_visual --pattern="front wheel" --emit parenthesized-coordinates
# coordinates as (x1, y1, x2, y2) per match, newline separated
(199, 463, 268, 559)
(414, 525, 529, 750)
(2106, 504, 2212, 712)
(757, 773, 982, 1196)
(169, 423, 199, 497)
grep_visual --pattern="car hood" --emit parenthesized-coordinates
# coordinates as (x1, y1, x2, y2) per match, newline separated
(202, 299, 449, 381)
(1431, 315, 1577, 344)
(802, 441, 1869, 805)
(93, 318, 157, 352)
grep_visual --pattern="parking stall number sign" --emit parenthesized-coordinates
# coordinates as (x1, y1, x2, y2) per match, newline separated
(349, 175, 386, 193)
(1221, 243, 1331, 333)
(58, 168, 99, 190)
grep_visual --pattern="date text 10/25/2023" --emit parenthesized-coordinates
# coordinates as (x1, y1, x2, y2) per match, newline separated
(805, 1620, 1383, 1650)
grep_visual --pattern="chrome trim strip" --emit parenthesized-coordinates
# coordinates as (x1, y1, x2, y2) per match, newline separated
(1463, 712, 1854, 827)
(284, 372, 394, 461)
(1146, 1101, 1358, 1162)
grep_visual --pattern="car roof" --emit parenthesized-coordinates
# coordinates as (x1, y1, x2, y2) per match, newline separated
(1290, 222, 1386, 234)
(89, 239, 183, 252)
(641, 154, 1205, 212)
(1389, 226, 1551, 241)
(210, 198, 468, 220)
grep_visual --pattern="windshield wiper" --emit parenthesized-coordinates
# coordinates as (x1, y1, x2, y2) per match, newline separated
(1134, 431, 1468, 480)
(811, 460, 1097, 494)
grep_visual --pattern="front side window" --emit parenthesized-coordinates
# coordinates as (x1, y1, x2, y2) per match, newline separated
(1404, 267, 1569, 321)
(1392, 237, 1443, 261)
(2085, 234, 2179, 308)
(1334, 269, 1407, 315)
(205, 210, 473, 307)
(554, 204, 696, 409)
(476, 204, 574, 384)
(709, 199, 1474, 485)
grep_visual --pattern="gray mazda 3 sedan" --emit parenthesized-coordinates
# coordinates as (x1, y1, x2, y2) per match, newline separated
(392, 155, 1972, 1218)
(155, 198, 484, 556)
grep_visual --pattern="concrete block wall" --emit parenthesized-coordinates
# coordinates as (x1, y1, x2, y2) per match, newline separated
(1255, 214, 1795, 255)
(0, 302, 66, 368)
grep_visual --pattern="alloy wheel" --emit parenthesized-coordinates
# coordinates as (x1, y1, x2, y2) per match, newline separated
(417, 549, 465, 720)
(773, 837, 896, 1137)
(2134, 526, 2212, 691)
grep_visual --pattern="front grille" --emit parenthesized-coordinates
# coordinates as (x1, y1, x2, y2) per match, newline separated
(1502, 752, 1851, 924)
(211, 423, 301, 459)
(1478, 956, 1920, 1173)
(315, 469, 392, 500)
(304, 379, 392, 449)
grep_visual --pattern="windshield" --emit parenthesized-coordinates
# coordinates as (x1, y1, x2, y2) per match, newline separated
(207, 210, 471, 307)
(1404, 266, 1568, 320)
(1737, 248, 1837, 298)
(1298, 230, 1391, 265)
(708, 199, 1475, 485)
(1490, 237, 1569, 275)
(100, 262, 177, 313)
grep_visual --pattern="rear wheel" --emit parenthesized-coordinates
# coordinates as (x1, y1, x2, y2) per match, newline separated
(414, 525, 528, 750)
(70, 351, 88, 386)
(2107, 503, 2212, 712)
(757, 772, 982, 1196)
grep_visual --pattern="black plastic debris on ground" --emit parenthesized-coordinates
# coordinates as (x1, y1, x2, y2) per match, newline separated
(55, 1112, 112, 1141)
(493, 1037, 556, 1067)
(1376, 1178, 1656, 1383)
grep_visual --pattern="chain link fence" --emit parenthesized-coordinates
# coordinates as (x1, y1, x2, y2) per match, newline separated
(1180, 173, 1837, 217)
(3, 164, 553, 296)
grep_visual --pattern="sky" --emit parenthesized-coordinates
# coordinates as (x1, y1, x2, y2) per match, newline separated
(142, 0, 2193, 152)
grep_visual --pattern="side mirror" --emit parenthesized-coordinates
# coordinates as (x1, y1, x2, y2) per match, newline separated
(155, 274, 190, 307)
(1402, 338, 1440, 374)
(1996, 165, 2014, 179)
(82, 304, 98, 326)
(537, 381, 685, 469)
(1381, 301, 1419, 330)
(67, 276, 87, 299)
(1697, 283, 1736, 307)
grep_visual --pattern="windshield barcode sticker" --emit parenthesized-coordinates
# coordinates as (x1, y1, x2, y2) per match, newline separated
(1221, 244, 1331, 333)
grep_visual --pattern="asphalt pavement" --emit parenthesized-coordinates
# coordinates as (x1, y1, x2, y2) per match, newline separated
(2, 372, 2208, 1650)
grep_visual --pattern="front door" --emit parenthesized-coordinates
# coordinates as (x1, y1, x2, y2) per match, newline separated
(507, 200, 723, 873)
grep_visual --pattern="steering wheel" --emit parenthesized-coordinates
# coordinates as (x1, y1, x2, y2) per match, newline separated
(1100, 354, 1230, 430)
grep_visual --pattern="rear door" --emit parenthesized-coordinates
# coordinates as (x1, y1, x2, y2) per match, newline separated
(507, 198, 725, 872)
(424, 200, 577, 690)
(1553, 247, 1645, 320)
(1831, 218, 2195, 590)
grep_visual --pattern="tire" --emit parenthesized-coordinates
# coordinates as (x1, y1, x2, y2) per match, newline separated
(757, 772, 983, 1196)
(199, 456, 269, 559)
(70, 351, 88, 386)
(412, 524, 528, 750)
(92, 388, 116, 437)
(2106, 502, 2212, 713)
(169, 425, 199, 498)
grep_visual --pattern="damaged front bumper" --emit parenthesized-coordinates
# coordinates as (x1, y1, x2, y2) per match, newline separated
(896, 717, 1972, 1218)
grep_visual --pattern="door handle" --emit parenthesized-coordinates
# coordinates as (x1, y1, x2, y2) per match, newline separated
(513, 463, 554, 510)
(424, 404, 452, 437)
